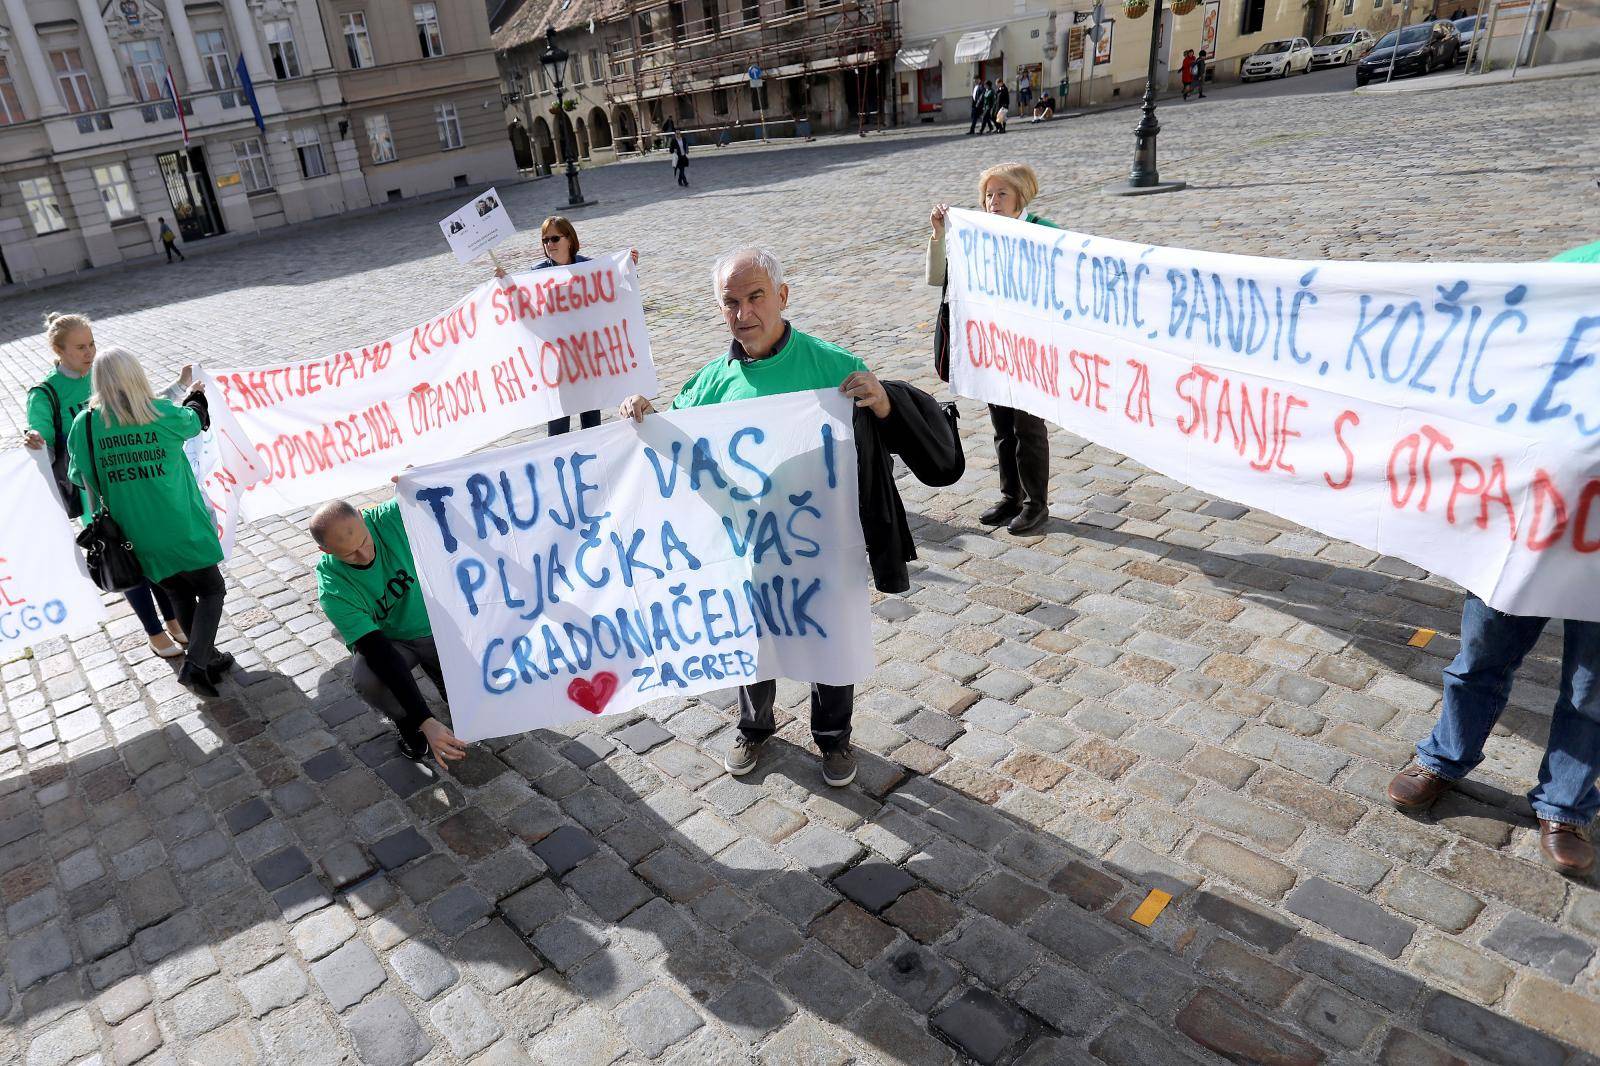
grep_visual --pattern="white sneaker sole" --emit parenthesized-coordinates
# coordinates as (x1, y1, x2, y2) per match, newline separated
(725, 753, 759, 776)
(823, 765, 856, 788)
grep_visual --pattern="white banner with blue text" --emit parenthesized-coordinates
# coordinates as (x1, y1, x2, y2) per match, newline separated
(397, 390, 875, 740)
(945, 208, 1600, 621)
(0, 450, 107, 658)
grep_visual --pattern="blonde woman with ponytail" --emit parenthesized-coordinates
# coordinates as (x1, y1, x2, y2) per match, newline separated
(66, 348, 232, 698)
(21, 313, 187, 658)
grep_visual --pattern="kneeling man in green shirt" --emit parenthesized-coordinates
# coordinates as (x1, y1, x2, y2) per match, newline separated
(312, 495, 468, 766)
(619, 247, 892, 788)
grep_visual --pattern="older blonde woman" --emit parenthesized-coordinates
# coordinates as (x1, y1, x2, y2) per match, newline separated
(66, 349, 231, 698)
(928, 162, 1060, 535)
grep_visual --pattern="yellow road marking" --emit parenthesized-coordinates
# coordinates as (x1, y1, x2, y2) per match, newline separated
(1130, 889, 1172, 927)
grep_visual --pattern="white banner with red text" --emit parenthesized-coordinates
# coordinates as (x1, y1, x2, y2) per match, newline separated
(202, 250, 657, 524)
(396, 390, 875, 741)
(945, 208, 1600, 621)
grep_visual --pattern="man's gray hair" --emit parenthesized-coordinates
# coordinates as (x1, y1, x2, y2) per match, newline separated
(711, 247, 785, 298)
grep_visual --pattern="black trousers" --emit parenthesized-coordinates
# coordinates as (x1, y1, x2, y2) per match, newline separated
(739, 680, 853, 753)
(156, 565, 226, 676)
(989, 403, 1049, 507)
(548, 409, 602, 436)
(164, 242, 184, 262)
(352, 636, 445, 734)
(967, 103, 982, 133)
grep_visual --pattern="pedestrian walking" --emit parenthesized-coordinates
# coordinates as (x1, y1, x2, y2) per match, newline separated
(1194, 50, 1209, 98)
(1181, 49, 1198, 99)
(158, 218, 185, 263)
(1018, 69, 1033, 109)
(311, 493, 468, 766)
(494, 216, 640, 439)
(926, 163, 1058, 536)
(66, 348, 231, 698)
(978, 80, 997, 134)
(617, 248, 895, 788)
(20, 313, 188, 660)
(967, 80, 984, 134)
(995, 79, 1011, 131)
(667, 122, 690, 186)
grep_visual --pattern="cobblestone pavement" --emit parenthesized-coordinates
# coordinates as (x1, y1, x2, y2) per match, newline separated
(2, 76, 1599, 1066)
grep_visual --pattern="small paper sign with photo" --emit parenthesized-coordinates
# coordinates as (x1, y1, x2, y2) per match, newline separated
(438, 187, 516, 265)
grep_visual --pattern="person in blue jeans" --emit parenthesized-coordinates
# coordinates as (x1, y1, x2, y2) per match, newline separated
(1388, 597, 1597, 875)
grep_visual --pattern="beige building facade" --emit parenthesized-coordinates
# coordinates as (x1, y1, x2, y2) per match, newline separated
(895, 0, 1319, 123)
(318, 0, 515, 205)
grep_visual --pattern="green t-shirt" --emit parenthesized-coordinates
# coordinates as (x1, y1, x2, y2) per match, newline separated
(316, 499, 433, 647)
(27, 366, 93, 518)
(66, 399, 222, 583)
(1552, 240, 1600, 263)
(670, 326, 869, 409)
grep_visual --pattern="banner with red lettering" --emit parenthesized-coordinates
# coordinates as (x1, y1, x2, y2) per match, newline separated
(945, 209, 1600, 621)
(204, 250, 656, 521)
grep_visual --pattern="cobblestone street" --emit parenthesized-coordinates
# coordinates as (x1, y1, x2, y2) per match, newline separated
(2, 75, 1599, 1066)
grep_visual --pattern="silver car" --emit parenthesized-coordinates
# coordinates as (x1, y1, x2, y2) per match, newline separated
(1311, 29, 1376, 67)
(1453, 15, 1481, 62)
(1241, 37, 1315, 80)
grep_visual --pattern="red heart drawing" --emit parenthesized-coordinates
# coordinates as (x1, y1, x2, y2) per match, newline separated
(567, 672, 618, 715)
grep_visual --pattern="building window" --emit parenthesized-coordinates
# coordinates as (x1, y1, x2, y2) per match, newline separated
(784, 0, 804, 12)
(0, 58, 25, 125)
(123, 40, 166, 102)
(1240, 0, 1266, 34)
(705, 0, 722, 35)
(589, 51, 604, 82)
(534, 64, 548, 93)
(264, 21, 302, 79)
(712, 88, 728, 115)
(365, 114, 396, 163)
(435, 102, 463, 150)
(232, 138, 272, 191)
(743, 0, 761, 24)
(669, 2, 686, 41)
(675, 94, 693, 122)
(20, 178, 66, 234)
(343, 13, 375, 69)
(638, 12, 654, 47)
(195, 30, 235, 91)
(294, 127, 327, 177)
(93, 164, 138, 220)
(50, 50, 97, 114)
(749, 83, 768, 111)
(1343, 0, 1354, 12)
(414, 3, 445, 58)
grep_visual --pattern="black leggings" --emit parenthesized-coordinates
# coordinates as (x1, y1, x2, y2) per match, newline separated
(124, 581, 177, 637)
(156, 566, 227, 675)
(547, 409, 602, 436)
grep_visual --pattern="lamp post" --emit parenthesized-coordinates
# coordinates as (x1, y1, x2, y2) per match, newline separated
(541, 27, 596, 208)
(1104, 0, 1186, 196)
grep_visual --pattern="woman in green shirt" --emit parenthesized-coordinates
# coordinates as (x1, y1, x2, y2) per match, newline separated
(927, 162, 1059, 536)
(20, 313, 186, 659)
(66, 347, 231, 698)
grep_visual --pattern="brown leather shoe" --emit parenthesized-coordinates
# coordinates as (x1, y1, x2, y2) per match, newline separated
(1387, 761, 1453, 813)
(1539, 820, 1595, 876)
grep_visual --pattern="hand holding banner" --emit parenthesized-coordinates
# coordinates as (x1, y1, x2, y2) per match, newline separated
(944, 208, 1600, 621)
(0, 450, 107, 657)
(396, 390, 875, 741)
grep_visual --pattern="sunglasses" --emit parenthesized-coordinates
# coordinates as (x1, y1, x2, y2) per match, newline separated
(541, 235, 566, 245)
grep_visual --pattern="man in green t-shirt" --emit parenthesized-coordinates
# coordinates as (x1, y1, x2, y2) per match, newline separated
(618, 247, 891, 788)
(312, 496, 467, 766)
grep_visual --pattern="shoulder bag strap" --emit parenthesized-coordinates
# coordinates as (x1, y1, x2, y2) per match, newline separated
(30, 382, 63, 444)
(83, 409, 107, 513)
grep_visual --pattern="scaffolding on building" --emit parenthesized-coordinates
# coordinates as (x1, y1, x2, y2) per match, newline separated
(599, 0, 900, 144)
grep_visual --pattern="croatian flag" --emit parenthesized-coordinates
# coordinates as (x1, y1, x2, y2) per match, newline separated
(163, 66, 190, 146)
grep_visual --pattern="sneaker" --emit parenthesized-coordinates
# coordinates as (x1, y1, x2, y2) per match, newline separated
(822, 745, 857, 788)
(725, 734, 764, 776)
(397, 730, 429, 762)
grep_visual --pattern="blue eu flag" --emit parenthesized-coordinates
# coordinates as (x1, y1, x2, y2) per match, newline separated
(235, 54, 265, 133)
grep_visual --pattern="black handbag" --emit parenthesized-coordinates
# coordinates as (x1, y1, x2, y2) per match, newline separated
(74, 409, 146, 593)
(933, 278, 951, 383)
(29, 382, 85, 521)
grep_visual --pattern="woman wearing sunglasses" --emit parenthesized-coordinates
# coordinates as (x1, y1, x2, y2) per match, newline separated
(495, 215, 640, 437)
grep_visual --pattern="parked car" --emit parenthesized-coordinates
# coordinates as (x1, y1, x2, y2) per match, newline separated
(1240, 37, 1315, 80)
(1355, 20, 1461, 84)
(1453, 15, 1481, 62)
(1311, 29, 1376, 67)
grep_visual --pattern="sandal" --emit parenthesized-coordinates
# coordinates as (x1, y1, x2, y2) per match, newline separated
(149, 632, 184, 659)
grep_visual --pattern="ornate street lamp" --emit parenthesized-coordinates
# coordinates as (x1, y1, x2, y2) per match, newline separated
(541, 27, 596, 207)
(1104, 0, 1185, 196)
